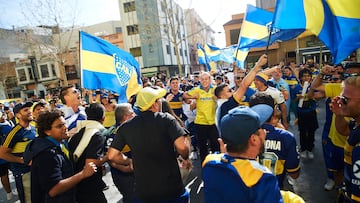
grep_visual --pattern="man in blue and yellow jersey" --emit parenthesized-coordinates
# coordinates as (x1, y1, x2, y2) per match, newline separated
(184, 72, 219, 162)
(249, 93, 300, 189)
(311, 62, 360, 190)
(202, 104, 283, 202)
(331, 76, 360, 202)
(0, 101, 36, 203)
(282, 66, 299, 123)
(165, 77, 186, 121)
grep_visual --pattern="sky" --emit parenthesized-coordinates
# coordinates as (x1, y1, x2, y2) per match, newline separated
(0, 0, 255, 47)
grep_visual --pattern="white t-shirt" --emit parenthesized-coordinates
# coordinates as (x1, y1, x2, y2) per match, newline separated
(257, 86, 285, 105)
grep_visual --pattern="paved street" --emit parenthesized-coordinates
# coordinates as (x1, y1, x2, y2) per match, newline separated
(0, 99, 338, 202)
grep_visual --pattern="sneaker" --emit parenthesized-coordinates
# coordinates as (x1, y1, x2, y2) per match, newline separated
(300, 151, 307, 159)
(307, 151, 314, 159)
(6, 192, 12, 201)
(12, 189, 18, 196)
(190, 151, 198, 160)
(324, 178, 335, 191)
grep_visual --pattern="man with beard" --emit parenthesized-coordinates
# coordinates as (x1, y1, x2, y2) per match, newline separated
(0, 102, 36, 203)
(202, 104, 285, 202)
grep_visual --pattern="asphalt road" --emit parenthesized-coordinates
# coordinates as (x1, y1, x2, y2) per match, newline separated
(0, 99, 337, 202)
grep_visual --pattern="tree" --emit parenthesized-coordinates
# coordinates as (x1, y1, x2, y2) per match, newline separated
(16, 0, 82, 87)
(136, 0, 215, 77)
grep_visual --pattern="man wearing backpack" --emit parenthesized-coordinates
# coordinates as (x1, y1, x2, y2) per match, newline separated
(68, 103, 107, 203)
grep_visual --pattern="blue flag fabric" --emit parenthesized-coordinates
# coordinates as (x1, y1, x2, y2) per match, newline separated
(272, 0, 360, 64)
(238, 4, 303, 50)
(197, 44, 208, 65)
(80, 31, 142, 103)
(204, 44, 234, 64)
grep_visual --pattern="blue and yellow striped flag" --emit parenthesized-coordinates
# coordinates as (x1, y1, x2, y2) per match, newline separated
(197, 44, 216, 72)
(272, 0, 360, 64)
(204, 44, 236, 64)
(239, 4, 304, 49)
(234, 47, 250, 69)
(197, 43, 207, 65)
(80, 31, 142, 103)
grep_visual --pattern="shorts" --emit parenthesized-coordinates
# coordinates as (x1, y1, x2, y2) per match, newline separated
(0, 163, 9, 177)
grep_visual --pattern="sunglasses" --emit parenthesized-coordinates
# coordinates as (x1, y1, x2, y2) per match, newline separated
(342, 73, 360, 79)
(330, 77, 340, 82)
(338, 95, 360, 105)
(235, 77, 244, 80)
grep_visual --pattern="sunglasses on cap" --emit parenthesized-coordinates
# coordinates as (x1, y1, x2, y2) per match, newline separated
(342, 73, 360, 79)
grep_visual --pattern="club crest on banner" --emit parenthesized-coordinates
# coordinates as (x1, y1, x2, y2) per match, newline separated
(114, 53, 133, 86)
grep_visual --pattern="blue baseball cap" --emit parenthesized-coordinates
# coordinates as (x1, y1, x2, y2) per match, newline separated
(220, 104, 273, 145)
(13, 102, 33, 114)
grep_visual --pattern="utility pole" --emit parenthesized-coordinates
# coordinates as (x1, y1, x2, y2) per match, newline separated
(28, 56, 39, 97)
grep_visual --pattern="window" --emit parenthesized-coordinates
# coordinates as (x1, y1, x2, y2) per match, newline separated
(180, 48, 183, 56)
(127, 25, 138, 35)
(40, 64, 49, 78)
(130, 47, 142, 57)
(28, 68, 34, 80)
(18, 69, 26, 82)
(65, 65, 77, 80)
(184, 50, 187, 57)
(115, 27, 122, 33)
(124, 1, 135, 13)
(51, 64, 56, 77)
(230, 29, 240, 45)
(5, 76, 17, 88)
(166, 45, 171, 54)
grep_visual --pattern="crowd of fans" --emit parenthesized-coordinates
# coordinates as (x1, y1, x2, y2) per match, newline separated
(0, 55, 359, 202)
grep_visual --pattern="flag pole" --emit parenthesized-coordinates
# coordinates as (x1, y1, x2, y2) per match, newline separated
(79, 30, 83, 89)
(263, 25, 273, 68)
(233, 5, 250, 70)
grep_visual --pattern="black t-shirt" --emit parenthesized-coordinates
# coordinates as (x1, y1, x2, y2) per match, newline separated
(68, 128, 105, 194)
(111, 111, 186, 202)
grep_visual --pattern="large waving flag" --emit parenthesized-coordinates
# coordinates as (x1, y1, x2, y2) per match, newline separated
(204, 44, 234, 64)
(80, 31, 142, 103)
(272, 0, 360, 64)
(238, 4, 304, 50)
(202, 43, 249, 69)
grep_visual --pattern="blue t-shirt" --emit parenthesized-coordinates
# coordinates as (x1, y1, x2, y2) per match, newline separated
(344, 120, 360, 201)
(3, 124, 36, 175)
(0, 122, 12, 164)
(294, 83, 316, 112)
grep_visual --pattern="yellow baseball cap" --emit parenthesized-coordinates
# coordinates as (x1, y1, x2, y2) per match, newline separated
(135, 87, 166, 111)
